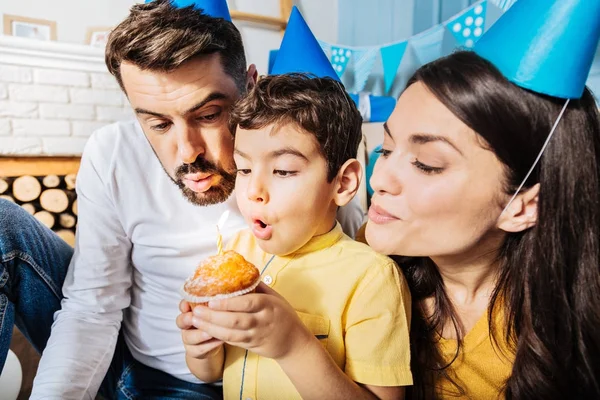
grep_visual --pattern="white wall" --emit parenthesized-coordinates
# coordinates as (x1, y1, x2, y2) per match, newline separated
(0, 0, 338, 76)
(0, 0, 339, 156)
(0, 0, 137, 44)
(235, 0, 339, 74)
(0, 37, 131, 156)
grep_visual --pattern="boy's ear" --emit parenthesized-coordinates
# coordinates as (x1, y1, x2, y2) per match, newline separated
(333, 159, 362, 207)
(497, 183, 539, 233)
(246, 64, 258, 91)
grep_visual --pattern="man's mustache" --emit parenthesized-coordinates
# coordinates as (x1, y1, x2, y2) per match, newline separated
(175, 158, 220, 177)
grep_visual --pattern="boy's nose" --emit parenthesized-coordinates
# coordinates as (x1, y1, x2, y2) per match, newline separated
(247, 176, 269, 204)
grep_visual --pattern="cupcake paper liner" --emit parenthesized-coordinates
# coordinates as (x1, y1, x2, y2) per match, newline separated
(179, 276, 262, 306)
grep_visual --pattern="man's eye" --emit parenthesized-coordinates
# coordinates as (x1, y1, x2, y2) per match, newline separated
(198, 111, 222, 122)
(151, 122, 170, 132)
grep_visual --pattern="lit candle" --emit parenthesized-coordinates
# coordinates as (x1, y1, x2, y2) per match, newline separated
(216, 226, 223, 255)
(216, 210, 230, 255)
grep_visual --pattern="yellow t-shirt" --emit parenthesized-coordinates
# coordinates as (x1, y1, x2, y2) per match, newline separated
(223, 222, 413, 400)
(436, 306, 514, 399)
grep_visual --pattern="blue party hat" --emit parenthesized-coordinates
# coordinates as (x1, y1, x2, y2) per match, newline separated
(271, 6, 340, 80)
(145, 0, 231, 21)
(475, 0, 600, 99)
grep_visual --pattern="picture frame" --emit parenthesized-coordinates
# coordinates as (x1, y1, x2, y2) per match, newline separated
(3, 14, 57, 41)
(85, 27, 112, 47)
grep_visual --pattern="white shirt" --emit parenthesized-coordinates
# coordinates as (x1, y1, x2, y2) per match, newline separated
(31, 120, 365, 399)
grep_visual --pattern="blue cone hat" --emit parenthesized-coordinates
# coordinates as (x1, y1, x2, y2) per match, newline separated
(271, 6, 340, 80)
(475, 0, 600, 99)
(145, 0, 231, 21)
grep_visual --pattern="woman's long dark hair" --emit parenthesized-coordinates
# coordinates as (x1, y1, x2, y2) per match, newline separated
(400, 51, 600, 399)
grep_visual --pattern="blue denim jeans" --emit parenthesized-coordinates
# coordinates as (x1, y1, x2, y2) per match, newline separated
(0, 199, 222, 399)
(100, 333, 222, 399)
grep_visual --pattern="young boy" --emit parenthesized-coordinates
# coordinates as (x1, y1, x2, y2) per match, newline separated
(179, 74, 412, 399)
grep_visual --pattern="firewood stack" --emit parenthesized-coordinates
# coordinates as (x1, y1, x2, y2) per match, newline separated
(0, 174, 78, 246)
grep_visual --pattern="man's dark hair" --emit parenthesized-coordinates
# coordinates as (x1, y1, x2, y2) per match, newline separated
(229, 73, 363, 181)
(106, 0, 247, 92)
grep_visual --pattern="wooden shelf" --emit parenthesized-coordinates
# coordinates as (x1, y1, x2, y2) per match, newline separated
(0, 156, 80, 177)
(231, 10, 286, 29)
(230, 0, 293, 33)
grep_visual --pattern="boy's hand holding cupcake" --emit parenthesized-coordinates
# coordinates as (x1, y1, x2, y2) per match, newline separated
(177, 299, 225, 380)
(191, 282, 314, 362)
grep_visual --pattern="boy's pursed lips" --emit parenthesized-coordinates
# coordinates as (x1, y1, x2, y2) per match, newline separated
(248, 213, 272, 240)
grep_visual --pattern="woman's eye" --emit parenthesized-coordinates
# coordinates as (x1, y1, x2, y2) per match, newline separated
(412, 160, 444, 175)
(375, 148, 392, 158)
(236, 169, 251, 175)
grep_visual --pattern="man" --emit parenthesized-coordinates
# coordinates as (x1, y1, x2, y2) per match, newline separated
(0, 0, 363, 398)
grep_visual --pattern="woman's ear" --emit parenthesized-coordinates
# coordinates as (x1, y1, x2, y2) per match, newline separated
(497, 183, 540, 233)
(333, 159, 363, 207)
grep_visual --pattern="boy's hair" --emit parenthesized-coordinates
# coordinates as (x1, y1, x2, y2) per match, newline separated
(229, 73, 363, 182)
(105, 0, 247, 93)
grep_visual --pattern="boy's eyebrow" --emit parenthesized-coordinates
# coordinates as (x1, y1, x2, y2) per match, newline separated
(268, 148, 309, 162)
(234, 147, 310, 162)
(234, 148, 250, 159)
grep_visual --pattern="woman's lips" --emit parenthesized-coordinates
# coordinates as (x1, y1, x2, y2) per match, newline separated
(252, 219, 273, 240)
(183, 174, 215, 193)
(368, 204, 401, 224)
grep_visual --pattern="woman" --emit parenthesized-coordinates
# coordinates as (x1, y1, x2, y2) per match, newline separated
(365, 50, 600, 399)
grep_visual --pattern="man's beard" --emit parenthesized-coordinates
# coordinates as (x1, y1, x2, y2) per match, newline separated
(173, 157, 236, 206)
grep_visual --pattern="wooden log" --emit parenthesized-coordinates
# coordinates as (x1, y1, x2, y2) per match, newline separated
(0, 178, 8, 194)
(59, 213, 76, 228)
(34, 210, 55, 229)
(55, 230, 76, 247)
(72, 199, 78, 215)
(40, 189, 69, 213)
(64, 174, 77, 190)
(0, 194, 15, 203)
(42, 175, 60, 188)
(20, 203, 36, 215)
(13, 175, 42, 202)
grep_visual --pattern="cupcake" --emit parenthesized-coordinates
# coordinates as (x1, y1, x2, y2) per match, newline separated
(181, 250, 261, 308)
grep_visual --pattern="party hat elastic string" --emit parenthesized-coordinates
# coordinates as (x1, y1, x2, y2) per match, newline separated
(501, 98, 570, 216)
